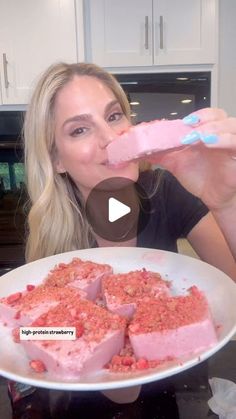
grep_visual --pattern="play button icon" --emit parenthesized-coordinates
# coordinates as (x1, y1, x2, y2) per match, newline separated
(108, 197, 131, 222)
(85, 176, 150, 242)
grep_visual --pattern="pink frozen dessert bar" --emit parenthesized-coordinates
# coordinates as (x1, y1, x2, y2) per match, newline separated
(21, 297, 126, 379)
(102, 269, 170, 319)
(44, 257, 113, 300)
(0, 285, 85, 328)
(107, 119, 193, 164)
(128, 286, 217, 361)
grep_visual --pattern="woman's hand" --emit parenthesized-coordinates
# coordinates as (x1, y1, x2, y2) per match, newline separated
(151, 108, 236, 211)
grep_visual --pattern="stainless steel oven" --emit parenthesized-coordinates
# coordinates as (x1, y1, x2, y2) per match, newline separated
(0, 111, 26, 270)
(114, 71, 211, 123)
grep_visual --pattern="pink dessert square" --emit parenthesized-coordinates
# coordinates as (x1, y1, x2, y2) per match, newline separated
(102, 269, 170, 319)
(0, 285, 85, 327)
(128, 286, 217, 361)
(44, 258, 113, 300)
(21, 297, 126, 379)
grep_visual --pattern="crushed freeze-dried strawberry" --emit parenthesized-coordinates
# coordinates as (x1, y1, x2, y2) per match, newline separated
(9, 285, 82, 312)
(122, 356, 136, 366)
(44, 258, 112, 287)
(109, 353, 160, 373)
(14, 310, 21, 320)
(108, 351, 172, 373)
(76, 323, 84, 338)
(26, 284, 35, 291)
(136, 358, 149, 370)
(29, 360, 47, 373)
(30, 297, 126, 344)
(6, 292, 22, 305)
(12, 328, 20, 343)
(128, 287, 208, 334)
(102, 270, 169, 306)
(33, 314, 47, 327)
(108, 339, 163, 373)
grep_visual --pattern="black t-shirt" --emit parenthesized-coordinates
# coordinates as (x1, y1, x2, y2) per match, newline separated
(136, 169, 209, 252)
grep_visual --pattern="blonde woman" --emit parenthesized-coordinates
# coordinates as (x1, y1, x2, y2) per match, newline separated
(23, 62, 235, 276)
(10, 62, 236, 413)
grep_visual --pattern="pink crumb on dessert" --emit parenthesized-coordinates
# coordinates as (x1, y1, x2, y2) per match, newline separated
(0, 285, 85, 327)
(128, 286, 217, 361)
(30, 359, 47, 373)
(107, 338, 174, 373)
(12, 327, 20, 343)
(26, 284, 36, 292)
(6, 292, 22, 304)
(102, 269, 170, 318)
(22, 297, 126, 378)
(44, 257, 113, 300)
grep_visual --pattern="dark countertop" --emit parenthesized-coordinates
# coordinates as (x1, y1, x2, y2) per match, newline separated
(1, 340, 236, 419)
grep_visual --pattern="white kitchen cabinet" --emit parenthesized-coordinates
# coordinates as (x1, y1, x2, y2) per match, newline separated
(0, 0, 77, 105)
(85, 0, 218, 67)
(153, 0, 217, 65)
(85, 0, 153, 66)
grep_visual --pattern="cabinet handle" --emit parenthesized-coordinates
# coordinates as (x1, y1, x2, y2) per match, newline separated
(144, 16, 149, 49)
(3, 53, 9, 89)
(159, 15, 164, 49)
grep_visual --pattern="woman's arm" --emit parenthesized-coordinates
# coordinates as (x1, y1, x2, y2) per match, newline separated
(150, 108, 236, 263)
(182, 108, 236, 262)
(187, 212, 236, 281)
(211, 197, 236, 261)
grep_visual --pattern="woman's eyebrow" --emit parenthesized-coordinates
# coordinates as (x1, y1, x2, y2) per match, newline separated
(62, 114, 92, 128)
(104, 99, 120, 114)
(62, 99, 120, 128)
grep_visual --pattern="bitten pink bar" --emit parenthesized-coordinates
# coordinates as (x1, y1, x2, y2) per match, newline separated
(107, 119, 193, 164)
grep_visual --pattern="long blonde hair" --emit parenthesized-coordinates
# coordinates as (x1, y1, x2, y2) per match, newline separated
(24, 62, 134, 262)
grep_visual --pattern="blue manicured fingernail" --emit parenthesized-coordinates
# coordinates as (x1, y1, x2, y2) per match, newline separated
(181, 131, 201, 144)
(182, 114, 200, 125)
(200, 134, 218, 144)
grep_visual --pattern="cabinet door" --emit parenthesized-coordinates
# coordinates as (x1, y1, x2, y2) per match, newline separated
(0, 0, 77, 105)
(153, 0, 217, 65)
(86, 0, 153, 67)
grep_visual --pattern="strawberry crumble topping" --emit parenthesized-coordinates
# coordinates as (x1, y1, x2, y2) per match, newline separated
(31, 298, 126, 343)
(128, 286, 208, 335)
(43, 258, 112, 300)
(44, 258, 112, 287)
(107, 339, 174, 372)
(0, 285, 85, 327)
(128, 286, 217, 361)
(102, 269, 170, 318)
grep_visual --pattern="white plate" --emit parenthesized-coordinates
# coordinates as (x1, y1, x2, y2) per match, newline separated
(0, 247, 236, 391)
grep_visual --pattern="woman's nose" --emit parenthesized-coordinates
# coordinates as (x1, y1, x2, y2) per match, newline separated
(98, 122, 117, 148)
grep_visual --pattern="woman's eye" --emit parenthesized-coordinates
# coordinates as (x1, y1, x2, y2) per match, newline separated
(108, 112, 123, 122)
(70, 127, 87, 137)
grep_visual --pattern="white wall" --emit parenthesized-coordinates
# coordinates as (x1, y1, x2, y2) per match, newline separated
(218, 0, 236, 116)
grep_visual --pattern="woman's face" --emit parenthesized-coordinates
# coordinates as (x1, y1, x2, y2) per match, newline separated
(54, 75, 139, 196)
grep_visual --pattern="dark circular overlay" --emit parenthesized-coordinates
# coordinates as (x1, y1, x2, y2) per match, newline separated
(85, 177, 151, 242)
